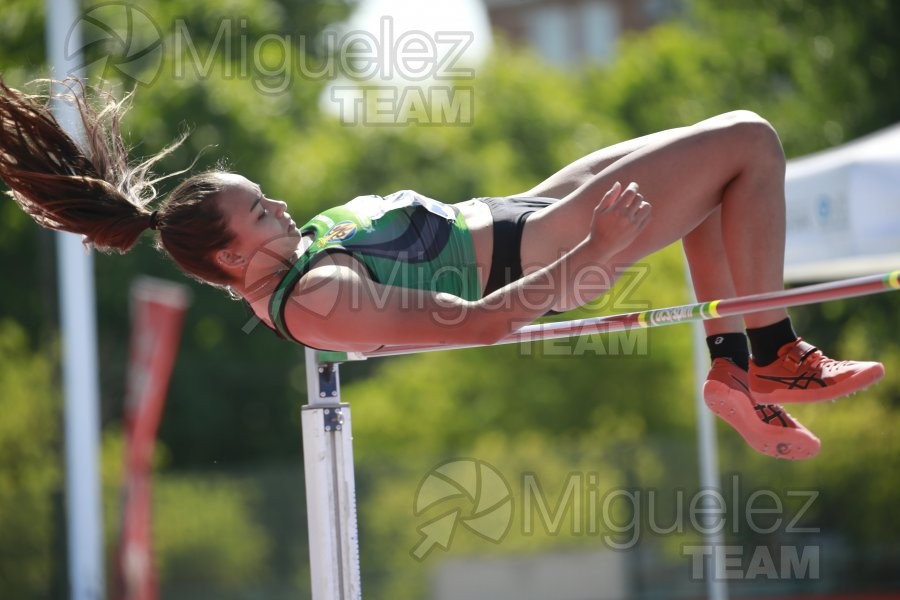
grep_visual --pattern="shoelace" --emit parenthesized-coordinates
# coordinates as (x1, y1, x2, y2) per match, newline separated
(802, 349, 852, 371)
(796, 346, 821, 367)
(752, 402, 796, 428)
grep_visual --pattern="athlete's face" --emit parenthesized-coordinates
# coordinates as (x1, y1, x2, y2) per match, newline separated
(213, 174, 301, 271)
(215, 174, 301, 282)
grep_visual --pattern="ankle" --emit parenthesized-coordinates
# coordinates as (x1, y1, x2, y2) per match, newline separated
(707, 332, 750, 370)
(747, 318, 797, 366)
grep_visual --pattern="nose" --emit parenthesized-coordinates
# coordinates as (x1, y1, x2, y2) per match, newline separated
(268, 198, 287, 217)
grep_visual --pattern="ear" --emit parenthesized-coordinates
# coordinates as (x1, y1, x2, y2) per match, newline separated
(215, 248, 247, 269)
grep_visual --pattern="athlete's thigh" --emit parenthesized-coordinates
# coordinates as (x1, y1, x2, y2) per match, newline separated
(519, 126, 690, 199)
(519, 113, 769, 274)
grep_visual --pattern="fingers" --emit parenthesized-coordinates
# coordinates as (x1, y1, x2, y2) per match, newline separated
(635, 201, 652, 230)
(595, 180, 652, 224)
(617, 182, 649, 220)
(587, 180, 652, 255)
(619, 181, 640, 206)
(603, 181, 639, 209)
(597, 180, 623, 212)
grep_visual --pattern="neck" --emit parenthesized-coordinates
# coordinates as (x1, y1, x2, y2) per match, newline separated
(234, 234, 311, 303)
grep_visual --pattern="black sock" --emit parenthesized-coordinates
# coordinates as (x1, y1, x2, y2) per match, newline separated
(706, 333, 750, 371)
(746, 318, 798, 366)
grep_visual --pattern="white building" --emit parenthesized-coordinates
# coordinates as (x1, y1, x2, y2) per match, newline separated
(484, 0, 680, 65)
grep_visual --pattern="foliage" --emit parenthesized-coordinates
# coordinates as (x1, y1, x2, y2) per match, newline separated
(585, 0, 900, 154)
(0, 321, 60, 599)
(0, 0, 899, 597)
(100, 430, 288, 595)
(151, 475, 270, 585)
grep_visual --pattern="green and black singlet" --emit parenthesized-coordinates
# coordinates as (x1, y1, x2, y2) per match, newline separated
(268, 190, 480, 346)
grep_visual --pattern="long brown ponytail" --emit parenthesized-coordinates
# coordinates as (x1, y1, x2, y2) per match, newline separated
(0, 78, 238, 286)
(0, 78, 185, 251)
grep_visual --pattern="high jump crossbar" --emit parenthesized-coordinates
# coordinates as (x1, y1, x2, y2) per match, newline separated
(301, 269, 899, 600)
(319, 269, 900, 362)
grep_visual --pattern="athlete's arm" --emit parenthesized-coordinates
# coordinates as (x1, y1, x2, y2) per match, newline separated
(284, 181, 651, 352)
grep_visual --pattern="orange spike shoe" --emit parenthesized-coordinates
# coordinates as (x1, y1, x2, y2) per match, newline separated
(749, 338, 884, 404)
(704, 358, 821, 460)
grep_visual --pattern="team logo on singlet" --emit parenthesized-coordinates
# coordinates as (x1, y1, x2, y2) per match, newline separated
(321, 221, 358, 244)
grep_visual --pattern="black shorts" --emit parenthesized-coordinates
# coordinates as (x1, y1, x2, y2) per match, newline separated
(478, 196, 558, 296)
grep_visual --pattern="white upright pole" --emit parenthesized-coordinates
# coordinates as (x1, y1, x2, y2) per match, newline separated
(691, 319, 729, 600)
(302, 347, 362, 600)
(44, 2, 106, 599)
(686, 266, 728, 600)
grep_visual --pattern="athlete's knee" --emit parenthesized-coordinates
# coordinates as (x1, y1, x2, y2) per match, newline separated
(711, 110, 785, 167)
(719, 110, 782, 145)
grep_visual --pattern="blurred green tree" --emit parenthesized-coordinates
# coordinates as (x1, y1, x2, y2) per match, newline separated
(1, 0, 899, 596)
(0, 321, 60, 599)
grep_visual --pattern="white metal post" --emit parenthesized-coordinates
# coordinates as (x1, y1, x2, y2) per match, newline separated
(691, 319, 729, 600)
(45, 2, 106, 598)
(302, 347, 362, 600)
(686, 267, 728, 600)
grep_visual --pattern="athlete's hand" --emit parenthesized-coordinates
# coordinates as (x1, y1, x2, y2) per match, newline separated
(587, 181, 652, 257)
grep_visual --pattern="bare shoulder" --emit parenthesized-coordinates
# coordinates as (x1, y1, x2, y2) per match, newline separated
(281, 252, 490, 352)
(281, 253, 384, 352)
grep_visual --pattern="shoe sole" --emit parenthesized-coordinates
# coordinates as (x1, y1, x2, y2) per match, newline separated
(704, 380, 821, 460)
(750, 363, 885, 404)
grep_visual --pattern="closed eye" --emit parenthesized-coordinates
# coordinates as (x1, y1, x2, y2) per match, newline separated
(256, 196, 270, 221)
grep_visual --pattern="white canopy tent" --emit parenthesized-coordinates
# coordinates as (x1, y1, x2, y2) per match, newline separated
(784, 123, 900, 283)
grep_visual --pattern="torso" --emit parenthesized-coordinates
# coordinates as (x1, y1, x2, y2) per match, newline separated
(248, 195, 495, 343)
(453, 198, 493, 291)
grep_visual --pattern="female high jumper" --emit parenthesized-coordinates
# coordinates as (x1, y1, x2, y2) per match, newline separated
(0, 79, 885, 460)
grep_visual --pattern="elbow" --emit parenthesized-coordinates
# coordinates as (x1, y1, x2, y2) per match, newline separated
(433, 298, 512, 347)
(469, 310, 512, 347)
(473, 327, 505, 347)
